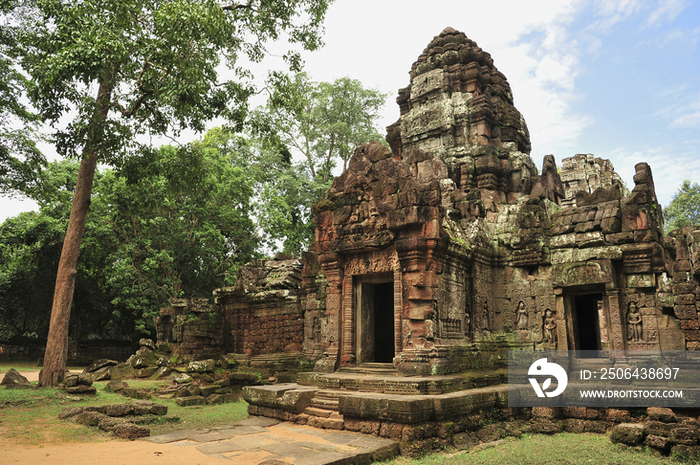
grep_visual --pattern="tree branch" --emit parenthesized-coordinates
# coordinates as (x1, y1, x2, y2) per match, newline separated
(222, 0, 255, 11)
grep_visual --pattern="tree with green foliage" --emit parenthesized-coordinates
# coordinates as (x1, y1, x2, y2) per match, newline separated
(253, 72, 388, 182)
(664, 180, 700, 232)
(101, 141, 259, 334)
(15, 0, 330, 386)
(0, 211, 63, 340)
(0, 160, 114, 342)
(249, 73, 387, 253)
(0, 0, 44, 197)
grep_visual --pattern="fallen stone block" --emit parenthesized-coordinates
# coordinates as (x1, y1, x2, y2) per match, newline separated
(672, 445, 700, 461)
(134, 367, 158, 378)
(187, 359, 216, 373)
(113, 423, 150, 439)
(531, 420, 563, 435)
(75, 411, 108, 427)
(1, 368, 30, 386)
(645, 434, 672, 452)
(105, 380, 128, 392)
(647, 407, 677, 423)
(175, 396, 207, 407)
(83, 359, 118, 373)
(65, 385, 97, 395)
(59, 407, 85, 420)
(610, 423, 646, 445)
(207, 394, 224, 404)
(672, 427, 700, 445)
(109, 363, 135, 380)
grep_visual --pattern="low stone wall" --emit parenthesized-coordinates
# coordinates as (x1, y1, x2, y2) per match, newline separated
(218, 290, 305, 355)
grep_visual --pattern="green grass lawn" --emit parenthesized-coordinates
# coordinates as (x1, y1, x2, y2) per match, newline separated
(0, 377, 249, 445)
(386, 433, 693, 465)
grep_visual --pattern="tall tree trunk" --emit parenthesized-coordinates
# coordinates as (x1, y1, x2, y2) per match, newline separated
(39, 69, 114, 387)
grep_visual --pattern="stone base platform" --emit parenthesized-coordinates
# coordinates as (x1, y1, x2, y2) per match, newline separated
(243, 368, 509, 426)
(297, 368, 506, 394)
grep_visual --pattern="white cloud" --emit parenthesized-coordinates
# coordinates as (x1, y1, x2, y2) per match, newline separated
(646, 0, 688, 27)
(671, 109, 700, 128)
(594, 0, 645, 30)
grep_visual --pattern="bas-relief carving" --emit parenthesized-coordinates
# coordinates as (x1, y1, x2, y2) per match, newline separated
(626, 301, 643, 343)
(481, 299, 490, 332)
(344, 250, 400, 276)
(543, 308, 557, 347)
(515, 300, 528, 330)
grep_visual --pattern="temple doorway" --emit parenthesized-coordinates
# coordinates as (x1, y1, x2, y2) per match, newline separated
(356, 277, 395, 364)
(568, 292, 604, 354)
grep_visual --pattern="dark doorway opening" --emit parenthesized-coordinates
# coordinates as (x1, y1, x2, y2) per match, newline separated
(572, 293, 603, 355)
(357, 279, 395, 364)
(373, 282, 394, 363)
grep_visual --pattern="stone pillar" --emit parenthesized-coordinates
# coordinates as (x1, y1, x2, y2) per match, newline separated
(314, 255, 343, 372)
(554, 288, 567, 351)
(340, 273, 355, 366)
(393, 269, 404, 361)
(605, 286, 625, 351)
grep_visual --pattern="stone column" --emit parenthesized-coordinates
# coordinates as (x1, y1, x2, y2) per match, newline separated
(340, 273, 355, 366)
(605, 286, 625, 351)
(314, 255, 343, 372)
(554, 288, 567, 351)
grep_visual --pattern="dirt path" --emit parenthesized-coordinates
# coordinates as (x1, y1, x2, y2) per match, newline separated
(0, 440, 233, 465)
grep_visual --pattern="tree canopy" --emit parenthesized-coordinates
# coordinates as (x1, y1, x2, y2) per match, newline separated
(249, 73, 387, 253)
(664, 180, 700, 232)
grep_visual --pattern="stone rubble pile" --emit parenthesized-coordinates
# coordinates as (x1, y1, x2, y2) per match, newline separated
(84, 338, 251, 405)
(59, 401, 175, 439)
(611, 407, 700, 459)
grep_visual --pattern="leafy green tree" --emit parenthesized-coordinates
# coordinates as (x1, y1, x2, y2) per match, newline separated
(253, 73, 388, 182)
(15, 0, 330, 385)
(0, 0, 44, 197)
(100, 142, 259, 334)
(249, 73, 387, 253)
(256, 145, 320, 255)
(0, 138, 261, 343)
(0, 212, 63, 339)
(664, 180, 700, 232)
(0, 160, 113, 342)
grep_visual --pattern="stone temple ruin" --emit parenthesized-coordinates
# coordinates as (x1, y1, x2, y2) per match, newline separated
(156, 28, 700, 454)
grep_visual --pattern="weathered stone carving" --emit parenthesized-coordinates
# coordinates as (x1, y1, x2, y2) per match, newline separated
(626, 301, 643, 343)
(515, 301, 528, 330)
(543, 308, 557, 346)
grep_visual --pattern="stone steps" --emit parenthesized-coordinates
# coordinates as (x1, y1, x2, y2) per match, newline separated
(304, 406, 335, 418)
(245, 381, 511, 428)
(304, 390, 345, 430)
(337, 363, 400, 376)
(309, 396, 339, 411)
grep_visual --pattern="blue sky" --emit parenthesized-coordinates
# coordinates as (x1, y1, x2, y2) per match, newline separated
(2, 0, 699, 219)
